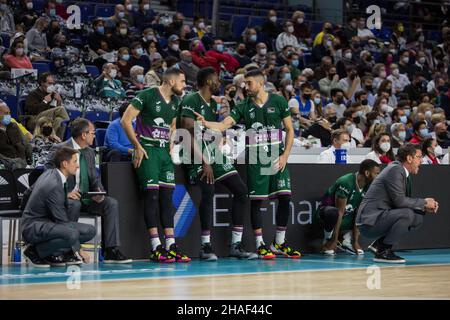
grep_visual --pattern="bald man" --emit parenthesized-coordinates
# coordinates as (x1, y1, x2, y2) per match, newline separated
(179, 50, 199, 85)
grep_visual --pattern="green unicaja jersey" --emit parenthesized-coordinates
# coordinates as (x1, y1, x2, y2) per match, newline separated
(320, 172, 368, 219)
(131, 87, 179, 149)
(178, 91, 223, 163)
(229, 93, 291, 152)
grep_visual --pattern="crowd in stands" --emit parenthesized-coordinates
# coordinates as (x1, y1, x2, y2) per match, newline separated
(1, 0, 450, 168)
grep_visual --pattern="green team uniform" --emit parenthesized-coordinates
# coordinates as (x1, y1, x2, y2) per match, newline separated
(229, 94, 291, 200)
(131, 87, 178, 190)
(316, 172, 368, 230)
(178, 92, 237, 183)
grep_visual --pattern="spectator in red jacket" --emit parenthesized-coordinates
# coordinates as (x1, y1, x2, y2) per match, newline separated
(205, 38, 240, 73)
(191, 39, 220, 72)
(409, 120, 429, 144)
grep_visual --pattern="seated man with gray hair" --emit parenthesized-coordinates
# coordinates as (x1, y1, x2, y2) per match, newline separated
(126, 65, 147, 98)
(390, 123, 407, 148)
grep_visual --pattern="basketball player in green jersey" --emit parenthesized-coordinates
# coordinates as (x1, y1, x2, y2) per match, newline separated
(121, 68, 190, 263)
(194, 69, 301, 259)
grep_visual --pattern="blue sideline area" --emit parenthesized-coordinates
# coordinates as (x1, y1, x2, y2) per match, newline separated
(1, 249, 450, 286)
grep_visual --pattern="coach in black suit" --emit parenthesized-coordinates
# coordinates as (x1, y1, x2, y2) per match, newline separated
(356, 143, 439, 263)
(47, 118, 131, 264)
(22, 147, 95, 267)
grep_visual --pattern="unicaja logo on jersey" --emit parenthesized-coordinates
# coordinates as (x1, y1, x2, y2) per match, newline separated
(153, 117, 165, 127)
(251, 122, 264, 131)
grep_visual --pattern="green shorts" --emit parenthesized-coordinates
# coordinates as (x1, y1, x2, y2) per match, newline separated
(247, 163, 291, 200)
(135, 145, 175, 190)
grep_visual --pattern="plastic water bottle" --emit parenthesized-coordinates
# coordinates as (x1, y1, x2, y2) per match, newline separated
(13, 241, 22, 264)
(335, 149, 347, 164)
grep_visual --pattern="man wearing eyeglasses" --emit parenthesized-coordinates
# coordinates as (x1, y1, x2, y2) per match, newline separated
(356, 143, 439, 263)
(47, 118, 131, 264)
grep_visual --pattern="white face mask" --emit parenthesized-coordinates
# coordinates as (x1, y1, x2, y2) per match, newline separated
(344, 52, 352, 60)
(171, 44, 179, 51)
(26, 2, 33, 9)
(285, 84, 293, 92)
(198, 22, 205, 29)
(269, 16, 277, 23)
(392, 69, 400, 76)
(314, 97, 321, 105)
(379, 71, 387, 78)
(398, 131, 406, 141)
(143, 4, 150, 10)
(16, 48, 24, 56)
(434, 145, 443, 156)
(46, 85, 56, 94)
(425, 110, 432, 118)
(109, 69, 117, 79)
(340, 142, 351, 150)
(259, 48, 267, 56)
(297, 18, 304, 24)
(380, 142, 391, 153)
(418, 57, 426, 64)
(402, 57, 409, 64)
(126, 4, 133, 11)
(346, 124, 355, 134)
(287, 26, 294, 33)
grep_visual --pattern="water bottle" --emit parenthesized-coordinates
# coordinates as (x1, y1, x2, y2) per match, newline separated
(13, 241, 22, 264)
(335, 149, 347, 164)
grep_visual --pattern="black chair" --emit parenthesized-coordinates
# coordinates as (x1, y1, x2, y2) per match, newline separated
(0, 170, 23, 265)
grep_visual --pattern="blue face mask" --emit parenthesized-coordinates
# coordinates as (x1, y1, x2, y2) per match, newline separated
(1, 114, 11, 126)
(137, 74, 145, 83)
(398, 131, 406, 141)
(292, 60, 299, 67)
(97, 26, 105, 34)
(400, 115, 408, 124)
(216, 44, 224, 52)
(136, 48, 143, 56)
(49, 9, 56, 16)
(118, 12, 125, 19)
(419, 128, 429, 138)
(216, 103, 222, 111)
(284, 73, 292, 80)
(404, 109, 411, 117)
(250, 35, 257, 42)
(121, 54, 130, 61)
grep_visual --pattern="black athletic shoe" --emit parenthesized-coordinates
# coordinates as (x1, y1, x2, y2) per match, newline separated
(63, 252, 84, 265)
(44, 255, 66, 267)
(103, 247, 132, 264)
(373, 248, 406, 264)
(23, 245, 50, 268)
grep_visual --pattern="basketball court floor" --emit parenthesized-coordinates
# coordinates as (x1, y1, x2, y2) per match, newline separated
(1, 248, 450, 299)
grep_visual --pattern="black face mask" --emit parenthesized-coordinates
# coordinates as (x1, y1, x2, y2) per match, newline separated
(361, 99, 368, 105)
(237, 48, 246, 55)
(365, 85, 373, 92)
(303, 94, 311, 100)
(328, 116, 337, 123)
(328, 73, 336, 80)
(353, 116, 361, 124)
(438, 132, 448, 139)
(42, 126, 53, 137)
(228, 90, 236, 99)
(336, 97, 344, 104)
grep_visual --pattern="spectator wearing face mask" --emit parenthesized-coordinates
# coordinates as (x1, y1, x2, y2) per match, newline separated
(129, 41, 151, 73)
(365, 133, 395, 164)
(319, 65, 340, 98)
(96, 63, 126, 98)
(317, 129, 351, 163)
(24, 73, 69, 137)
(133, 0, 157, 32)
(163, 34, 181, 59)
(242, 28, 258, 57)
(115, 47, 132, 80)
(179, 50, 199, 85)
(343, 108, 365, 146)
(276, 21, 300, 52)
(31, 117, 61, 167)
(313, 22, 335, 47)
(262, 10, 282, 51)
(232, 42, 252, 67)
(14, 0, 39, 30)
(387, 64, 410, 94)
(105, 5, 127, 32)
(390, 123, 407, 148)
(363, 122, 386, 148)
(206, 38, 240, 73)
(292, 11, 311, 45)
(125, 65, 147, 98)
(421, 137, 442, 165)
(278, 79, 295, 102)
(251, 43, 268, 68)
(3, 40, 32, 69)
(109, 20, 131, 50)
(410, 50, 432, 80)
(409, 120, 430, 144)
(334, 117, 359, 148)
(404, 72, 428, 103)
(42, 0, 64, 26)
(326, 88, 347, 118)
(372, 63, 388, 90)
(26, 17, 49, 54)
(289, 82, 316, 123)
(190, 39, 220, 72)
(434, 121, 450, 148)
(338, 66, 361, 100)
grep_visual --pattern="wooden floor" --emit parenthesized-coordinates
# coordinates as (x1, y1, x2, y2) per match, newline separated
(1, 264, 450, 299)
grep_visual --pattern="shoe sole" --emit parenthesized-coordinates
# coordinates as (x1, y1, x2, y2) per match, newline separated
(103, 259, 133, 264)
(230, 254, 258, 260)
(258, 254, 276, 260)
(200, 257, 217, 262)
(48, 262, 67, 267)
(368, 245, 378, 254)
(322, 251, 336, 256)
(176, 259, 191, 263)
(66, 261, 84, 266)
(271, 248, 301, 259)
(373, 258, 406, 264)
(25, 257, 50, 268)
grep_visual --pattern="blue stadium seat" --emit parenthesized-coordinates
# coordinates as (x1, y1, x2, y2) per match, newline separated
(231, 15, 249, 39)
(0, 33, 10, 49)
(33, 0, 46, 12)
(32, 62, 51, 75)
(311, 21, 323, 35)
(78, 3, 96, 23)
(85, 111, 110, 122)
(95, 128, 107, 147)
(62, 120, 71, 141)
(67, 109, 82, 120)
(248, 16, 266, 28)
(95, 4, 116, 18)
(178, 0, 195, 18)
(0, 94, 17, 118)
(380, 27, 392, 40)
(85, 65, 100, 78)
(428, 30, 442, 42)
